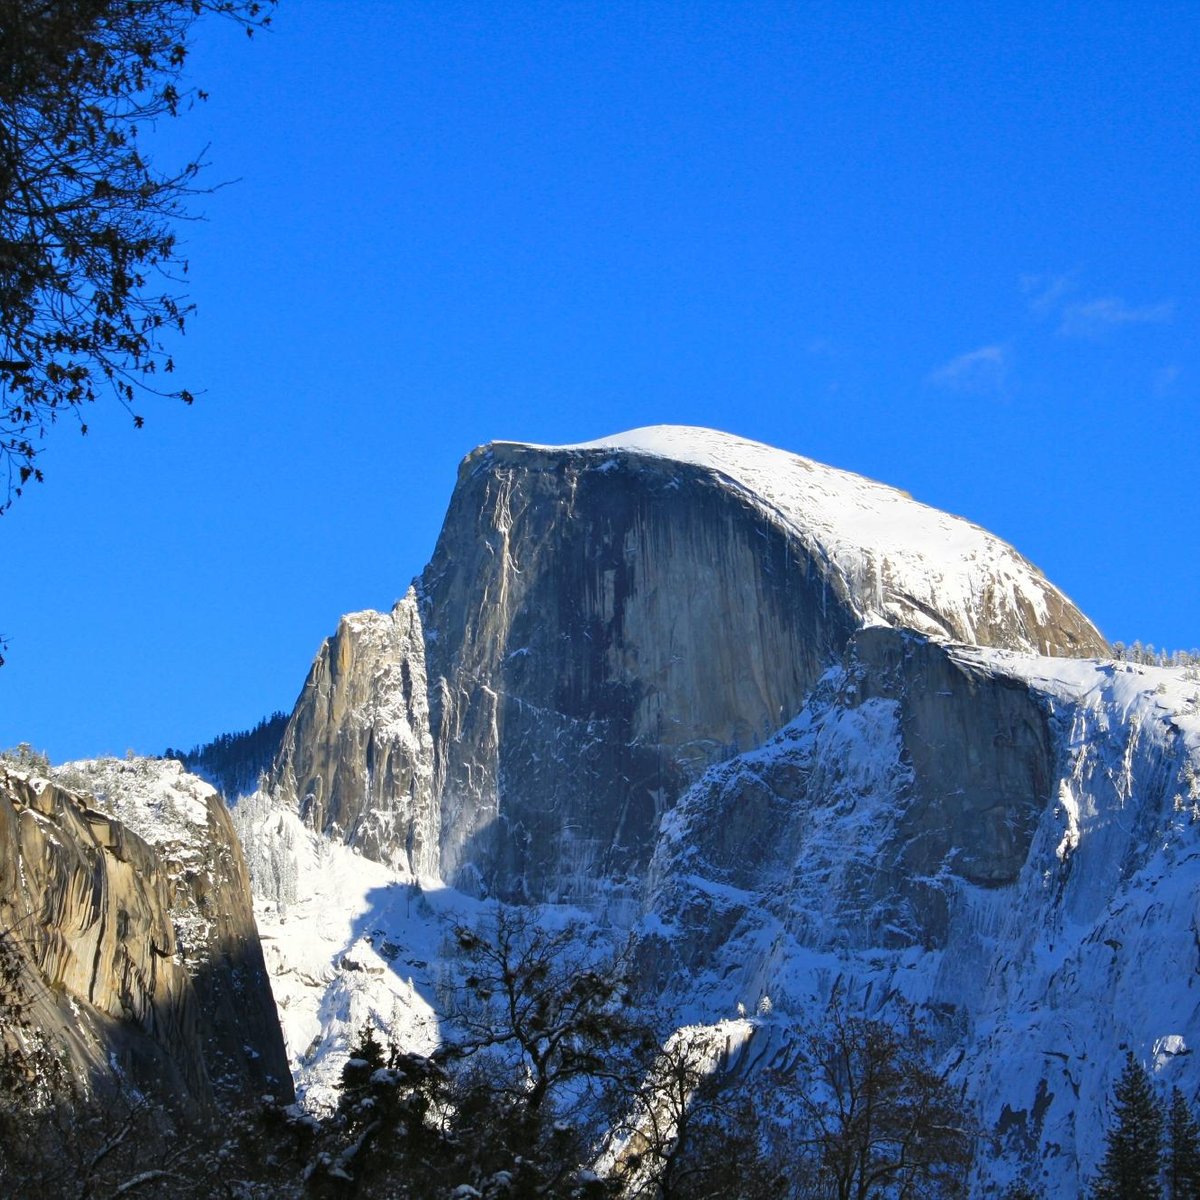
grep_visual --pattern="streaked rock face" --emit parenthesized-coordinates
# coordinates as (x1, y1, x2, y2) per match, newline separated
(0, 760, 291, 1113)
(268, 430, 1105, 902)
(421, 444, 861, 900)
(272, 590, 437, 876)
(852, 626, 1054, 888)
(638, 640, 1200, 1196)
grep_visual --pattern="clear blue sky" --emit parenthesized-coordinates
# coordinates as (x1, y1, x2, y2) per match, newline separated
(2, 1, 1196, 762)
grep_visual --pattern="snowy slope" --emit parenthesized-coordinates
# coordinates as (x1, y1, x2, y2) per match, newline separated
(229, 789, 484, 1111)
(638, 645, 1200, 1194)
(509, 425, 1106, 654)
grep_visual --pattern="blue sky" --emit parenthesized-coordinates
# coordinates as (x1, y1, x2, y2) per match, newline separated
(2, 1, 1196, 761)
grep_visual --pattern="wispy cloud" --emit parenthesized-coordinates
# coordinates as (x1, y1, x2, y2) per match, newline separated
(1021, 272, 1174, 339)
(928, 344, 1007, 395)
(1059, 296, 1174, 338)
(1021, 272, 1075, 316)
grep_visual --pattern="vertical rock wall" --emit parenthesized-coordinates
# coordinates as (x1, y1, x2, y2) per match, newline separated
(0, 761, 292, 1113)
(419, 445, 859, 900)
(267, 432, 1109, 904)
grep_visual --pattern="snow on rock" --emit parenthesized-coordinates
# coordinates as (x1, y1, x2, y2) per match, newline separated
(235, 426, 1182, 1193)
(1, 754, 292, 1108)
(230, 786, 483, 1111)
(56, 757, 232, 967)
(511, 425, 1107, 657)
(638, 638, 1200, 1195)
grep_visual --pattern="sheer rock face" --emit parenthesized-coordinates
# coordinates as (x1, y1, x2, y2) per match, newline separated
(644, 627, 1057, 970)
(420, 442, 862, 900)
(0, 760, 292, 1113)
(271, 590, 437, 876)
(269, 430, 1104, 902)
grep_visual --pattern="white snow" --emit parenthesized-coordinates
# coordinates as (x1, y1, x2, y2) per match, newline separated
(230, 789, 488, 1111)
(56, 756, 214, 848)
(640, 647, 1200, 1195)
(499, 425, 1090, 649)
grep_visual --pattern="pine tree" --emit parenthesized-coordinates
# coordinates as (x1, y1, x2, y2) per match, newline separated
(1166, 1088, 1200, 1200)
(1094, 1052, 1164, 1200)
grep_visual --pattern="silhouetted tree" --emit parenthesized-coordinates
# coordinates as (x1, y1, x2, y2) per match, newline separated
(610, 1026, 782, 1200)
(1166, 1088, 1200, 1200)
(1094, 1052, 1163, 1200)
(786, 990, 974, 1200)
(0, 0, 274, 510)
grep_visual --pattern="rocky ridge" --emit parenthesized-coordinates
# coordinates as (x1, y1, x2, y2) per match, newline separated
(0, 756, 292, 1114)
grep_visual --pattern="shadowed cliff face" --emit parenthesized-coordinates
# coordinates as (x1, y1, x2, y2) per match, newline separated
(421, 445, 861, 900)
(267, 431, 1106, 903)
(0, 761, 292, 1114)
(638, 637, 1200, 1195)
(853, 627, 1055, 888)
(644, 628, 1056, 971)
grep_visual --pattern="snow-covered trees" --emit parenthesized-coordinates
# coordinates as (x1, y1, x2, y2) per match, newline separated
(304, 916, 985, 1200)
(304, 911, 648, 1198)
(1112, 643, 1200, 671)
(165, 712, 289, 801)
(446, 909, 644, 1118)
(609, 1026, 781, 1200)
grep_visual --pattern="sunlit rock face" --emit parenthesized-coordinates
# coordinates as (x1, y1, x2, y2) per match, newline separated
(271, 591, 437, 876)
(0, 759, 292, 1113)
(269, 428, 1105, 902)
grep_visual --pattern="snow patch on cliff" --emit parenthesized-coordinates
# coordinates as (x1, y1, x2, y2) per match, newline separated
(57, 756, 213, 848)
(641, 648, 1200, 1194)
(515, 425, 1099, 651)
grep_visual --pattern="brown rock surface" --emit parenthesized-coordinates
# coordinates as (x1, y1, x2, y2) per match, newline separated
(0, 758, 292, 1112)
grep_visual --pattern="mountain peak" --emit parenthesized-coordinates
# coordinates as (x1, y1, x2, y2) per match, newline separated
(479, 425, 1106, 657)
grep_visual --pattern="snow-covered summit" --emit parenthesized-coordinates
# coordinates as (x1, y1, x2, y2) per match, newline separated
(492, 425, 1106, 656)
(55, 755, 214, 849)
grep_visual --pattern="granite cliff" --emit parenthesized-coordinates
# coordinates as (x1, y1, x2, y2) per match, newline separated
(237, 426, 1200, 1191)
(0, 756, 292, 1115)
(269, 427, 1105, 903)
